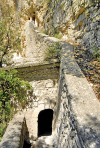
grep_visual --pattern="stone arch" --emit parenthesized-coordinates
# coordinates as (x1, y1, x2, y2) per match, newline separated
(38, 109, 53, 137)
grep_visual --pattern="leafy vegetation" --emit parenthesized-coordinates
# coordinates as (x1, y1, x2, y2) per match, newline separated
(43, 28, 62, 39)
(44, 42, 62, 61)
(42, 30, 48, 35)
(54, 33, 62, 39)
(51, 28, 57, 36)
(91, 46, 100, 61)
(0, 2, 21, 67)
(0, 2, 33, 141)
(0, 69, 33, 141)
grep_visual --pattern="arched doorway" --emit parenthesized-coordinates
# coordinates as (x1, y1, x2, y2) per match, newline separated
(38, 109, 53, 137)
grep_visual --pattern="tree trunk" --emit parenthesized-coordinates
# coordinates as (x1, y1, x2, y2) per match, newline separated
(0, 60, 2, 68)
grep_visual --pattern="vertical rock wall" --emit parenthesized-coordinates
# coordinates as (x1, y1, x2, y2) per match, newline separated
(43, 0, 100, 52)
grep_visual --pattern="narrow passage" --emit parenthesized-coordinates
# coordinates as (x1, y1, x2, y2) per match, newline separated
(38, 109, 53, 137)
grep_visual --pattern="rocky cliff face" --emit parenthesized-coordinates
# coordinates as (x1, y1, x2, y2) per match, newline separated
(8, 0, 100, 53)
(14, 0, 46, 26)
(6, 0, 100, 99)
(43, 0, 100, 100)
(43, 0, 100, 51)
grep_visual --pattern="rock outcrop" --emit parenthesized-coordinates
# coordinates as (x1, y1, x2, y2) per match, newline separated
(43, 0, 100, 51)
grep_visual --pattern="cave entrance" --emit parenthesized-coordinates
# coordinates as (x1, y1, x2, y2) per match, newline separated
(38, 109, 53, 137)
(32, 16, 35, 22)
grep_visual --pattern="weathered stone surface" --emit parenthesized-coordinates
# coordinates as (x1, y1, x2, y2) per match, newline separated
(0, 114, 29, 148)
(43, 0, 100, 54)
(52, 42, 100, 148)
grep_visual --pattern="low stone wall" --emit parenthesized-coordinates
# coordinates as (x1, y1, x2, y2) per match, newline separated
(52, 42, 100, 148)
(0, 114, 29, 148)
(22, 21, 60, 62)
(34, 28, 60, 46)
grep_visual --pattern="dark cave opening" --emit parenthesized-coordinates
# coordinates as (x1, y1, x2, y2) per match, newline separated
(32, 16, 35, 22)
(38, 109, 53, 137)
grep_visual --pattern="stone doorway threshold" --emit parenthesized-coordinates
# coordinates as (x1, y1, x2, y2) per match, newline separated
(31, 135, 54, 148)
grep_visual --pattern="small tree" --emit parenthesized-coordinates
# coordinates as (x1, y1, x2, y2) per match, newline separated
(0, 2, 33, 141)
(0, 2, 21, 67)
(0, 68, 33, 141)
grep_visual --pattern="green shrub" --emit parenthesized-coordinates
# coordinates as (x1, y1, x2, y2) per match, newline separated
(92, 46, 100, 61)
(45, 0, 51, 6)
(42, 30, 48, 35)
(44, 42, 61, 61)
(0, 69, 33, 141)
(50, 28, 62, 39)
(54, 33, 62, 39)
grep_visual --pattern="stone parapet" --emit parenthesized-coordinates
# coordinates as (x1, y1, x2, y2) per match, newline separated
(0, 114, 29, 148)
(52, 42, 100, 148)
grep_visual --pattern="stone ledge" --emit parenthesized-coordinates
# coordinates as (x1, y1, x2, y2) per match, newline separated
(0, 114, 30, 148)
(0, 60, 60, 71)
(0, 114, 24, 148)
(53, 41, 100, 148)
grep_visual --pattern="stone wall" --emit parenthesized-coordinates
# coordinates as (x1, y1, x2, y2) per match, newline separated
(0, 114, 29, 148)
(16, 62, 60, 139)
(21, 21, 60, 62)
(0, 61, 60, 147)
(52, 42, 100, 148)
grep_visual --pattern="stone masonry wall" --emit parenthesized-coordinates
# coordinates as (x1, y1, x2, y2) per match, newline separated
(0, 114, 29, 148)
(52, 42, 100, 148)
(0, 61, 60, 147)
(16, 62, 60, 139)
(21, 21, 60, 63)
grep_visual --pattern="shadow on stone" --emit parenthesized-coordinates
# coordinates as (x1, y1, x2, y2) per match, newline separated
(38, 109, 53, 137)
(23, 140, 31, 148)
